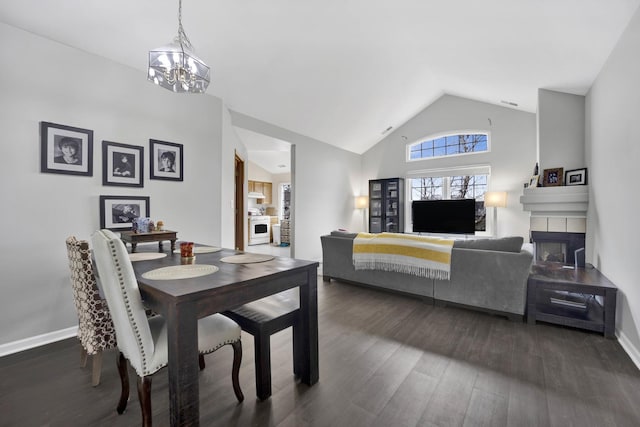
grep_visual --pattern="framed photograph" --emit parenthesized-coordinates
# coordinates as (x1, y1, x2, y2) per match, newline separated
(528, 175, 540, 188)
(40, 121, 93, 176)
(150, 139, 183, 181)
(102, 141, 144, 187)
(565, 168, 588, 186)
(100, 195, 150, 231)
(542, 168, 563, 187)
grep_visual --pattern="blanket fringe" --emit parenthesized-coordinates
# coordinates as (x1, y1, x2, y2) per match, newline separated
(354, 260, 450, 280)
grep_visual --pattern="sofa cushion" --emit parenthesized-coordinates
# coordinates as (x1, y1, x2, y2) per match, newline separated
(453, 236, 524, 253)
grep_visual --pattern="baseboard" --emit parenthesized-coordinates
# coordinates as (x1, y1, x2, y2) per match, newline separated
(617, 329, 640, 370)
(0, 326, 77, 357)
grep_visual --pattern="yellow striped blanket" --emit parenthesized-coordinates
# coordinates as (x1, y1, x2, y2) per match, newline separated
(352, 232, 454, 280)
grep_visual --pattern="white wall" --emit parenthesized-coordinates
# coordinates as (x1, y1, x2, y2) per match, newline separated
(220, 106, 246, 249)
(0, 23, 226, 346)
(230, 111, 363, 261)
(538, 89, 586, 173)
(586, 7, 640, 363)
(361, 95, 537, 238)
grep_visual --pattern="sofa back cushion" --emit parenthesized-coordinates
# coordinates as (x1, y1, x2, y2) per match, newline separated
(453, 236, 524, 253)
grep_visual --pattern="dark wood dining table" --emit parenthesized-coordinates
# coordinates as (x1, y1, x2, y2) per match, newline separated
(130, 246, 319, 426)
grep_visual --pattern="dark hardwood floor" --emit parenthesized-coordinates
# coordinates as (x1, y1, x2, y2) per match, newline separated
(2, 277, 640, 427)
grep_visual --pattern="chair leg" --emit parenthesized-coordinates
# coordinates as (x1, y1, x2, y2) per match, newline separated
(231, 341, 244, 402)
(80, 347, 88, 368)
(254, 332, 272, 400)
(199, 353, 205, 370)
(91, 350, 103, 386)
(137, 376, 153, 427)
(116, 352, 130, 414)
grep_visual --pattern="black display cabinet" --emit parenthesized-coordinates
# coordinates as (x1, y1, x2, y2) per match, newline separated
(369, 178, 404, 233)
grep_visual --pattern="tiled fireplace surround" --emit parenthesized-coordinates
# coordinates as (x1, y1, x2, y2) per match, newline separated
(520, 185, 589, 267)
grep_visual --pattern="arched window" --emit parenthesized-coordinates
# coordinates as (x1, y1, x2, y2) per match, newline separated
(408, 132, 489, 161)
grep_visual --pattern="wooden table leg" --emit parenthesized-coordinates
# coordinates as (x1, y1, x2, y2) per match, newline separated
(166, 301, 200, 426)
(170, 239, 176, 252)
(294, 267, 319, 386)
(131, 243, 137, 253)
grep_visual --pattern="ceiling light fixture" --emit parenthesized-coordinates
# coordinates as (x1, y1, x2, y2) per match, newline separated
(147, 0, 210, 93)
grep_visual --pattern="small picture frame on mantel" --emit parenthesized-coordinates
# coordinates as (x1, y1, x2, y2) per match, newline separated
(528, 175, 540, 188)
(542, 168, 563, 187)
(565, 168, 588, 186)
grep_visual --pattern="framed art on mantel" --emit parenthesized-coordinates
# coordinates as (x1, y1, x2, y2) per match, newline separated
(102, 141, 144, 187)
(565, 168, 588, 185)
(542, 168, 564, 187)
(150, 139, 183, 181)
(40, 121, 93, 176)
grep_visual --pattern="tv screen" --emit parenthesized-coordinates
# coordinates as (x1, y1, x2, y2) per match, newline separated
(412, 199, 476, 234)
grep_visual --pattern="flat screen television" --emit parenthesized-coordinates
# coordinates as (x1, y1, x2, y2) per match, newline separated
(412, 199, 476, 234)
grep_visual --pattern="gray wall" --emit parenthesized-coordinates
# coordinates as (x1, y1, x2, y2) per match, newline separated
(538, 89, 586, 174)
(0, 22, 227, 347)
(361, 95, 537, 238)
(586, 7, 640, 365)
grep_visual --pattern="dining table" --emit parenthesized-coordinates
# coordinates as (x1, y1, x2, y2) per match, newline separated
(130, 245, 319, 427)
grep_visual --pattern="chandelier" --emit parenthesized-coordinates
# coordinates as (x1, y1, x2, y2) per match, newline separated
(147, 0, 210, 93)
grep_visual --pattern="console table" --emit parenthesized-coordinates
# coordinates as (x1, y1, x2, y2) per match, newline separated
(527, 262, 617, 338)
(120, 230, 177, 253)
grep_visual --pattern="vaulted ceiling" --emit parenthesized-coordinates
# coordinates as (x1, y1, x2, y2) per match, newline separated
(2, 0, 638, 158)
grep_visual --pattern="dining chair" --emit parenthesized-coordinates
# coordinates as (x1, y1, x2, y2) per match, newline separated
(91, 229, 243, 427)
(65, 236, 117, 386)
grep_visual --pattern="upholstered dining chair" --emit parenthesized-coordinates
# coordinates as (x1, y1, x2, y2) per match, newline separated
(91, 229, 244, 427)
(65, 236, 117, 386)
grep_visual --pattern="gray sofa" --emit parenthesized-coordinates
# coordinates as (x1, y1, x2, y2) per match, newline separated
(320, 231, 534, 320)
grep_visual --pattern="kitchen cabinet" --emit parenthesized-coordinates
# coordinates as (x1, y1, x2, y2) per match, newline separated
(248, 180, 273, 204)
(369, 178, 404, 233)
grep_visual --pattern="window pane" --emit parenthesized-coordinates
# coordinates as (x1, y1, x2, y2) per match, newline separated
(407, 132, 488, 161)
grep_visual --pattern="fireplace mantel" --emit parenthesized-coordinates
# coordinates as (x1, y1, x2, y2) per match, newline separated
(520, 185, 589, 217)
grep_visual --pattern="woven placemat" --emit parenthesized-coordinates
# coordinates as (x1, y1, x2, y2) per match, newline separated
(172, 246, 222, 254)
(128, 252, 167, 262)
(141, 264, 219, 280)
(220, 254, 275, 264)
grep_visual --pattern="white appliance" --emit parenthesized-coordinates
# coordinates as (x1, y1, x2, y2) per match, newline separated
(249, 215, 270, 245)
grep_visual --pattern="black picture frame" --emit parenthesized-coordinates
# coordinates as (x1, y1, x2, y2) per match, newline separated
(150, 139, 183, 181)
(565, 168, 588, 186)
(102, 141, 144, 187)
(100, 195, 150, 231)
(40, 121, 93, 176)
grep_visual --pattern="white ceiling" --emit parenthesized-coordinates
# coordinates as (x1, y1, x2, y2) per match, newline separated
(2, 0, 639, 163)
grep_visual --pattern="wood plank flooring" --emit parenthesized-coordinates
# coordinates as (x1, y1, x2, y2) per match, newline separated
(2, 277, 640, 427)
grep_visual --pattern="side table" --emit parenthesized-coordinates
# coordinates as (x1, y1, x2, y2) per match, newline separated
(120, 230, 177, 253)
(527, 262, 617, 338)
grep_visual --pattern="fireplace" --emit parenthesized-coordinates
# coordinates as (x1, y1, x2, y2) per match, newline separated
(531, 231, 585, 267)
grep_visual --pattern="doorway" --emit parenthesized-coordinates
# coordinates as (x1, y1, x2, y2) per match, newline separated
(234, 152, 244, 251)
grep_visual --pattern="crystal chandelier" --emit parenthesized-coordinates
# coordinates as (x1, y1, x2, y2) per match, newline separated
(148, 0, 210, 93)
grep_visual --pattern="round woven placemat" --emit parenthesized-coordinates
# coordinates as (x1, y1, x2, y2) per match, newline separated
(220, 254, 275, 264)
(141, 264, 219, 280)
(128, 252, 167, 262)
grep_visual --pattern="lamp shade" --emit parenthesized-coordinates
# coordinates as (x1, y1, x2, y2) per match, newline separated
(484, 191, 507, 208)
(355, 196, 369, 209)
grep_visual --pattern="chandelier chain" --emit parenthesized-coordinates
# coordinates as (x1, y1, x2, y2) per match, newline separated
(176, 0, 193, 51)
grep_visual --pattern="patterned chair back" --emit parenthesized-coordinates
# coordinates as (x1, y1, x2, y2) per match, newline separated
(66, 236, 117, 355)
